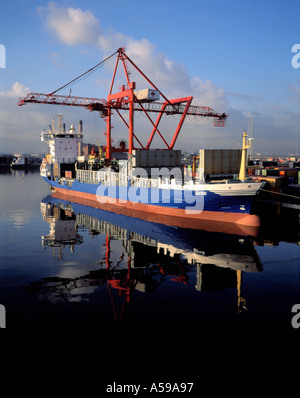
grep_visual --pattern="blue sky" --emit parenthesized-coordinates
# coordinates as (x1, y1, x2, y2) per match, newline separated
(0, 0, 299, 155)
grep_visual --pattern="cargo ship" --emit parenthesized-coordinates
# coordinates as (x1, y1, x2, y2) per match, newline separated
(39, 114, 264, 232)
(19, 48, 264, 232)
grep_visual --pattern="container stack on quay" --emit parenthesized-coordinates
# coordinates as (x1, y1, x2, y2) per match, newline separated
(247, 164, 300, 189)
(188, 151, 300, 213)
(245, 158, 300, 213)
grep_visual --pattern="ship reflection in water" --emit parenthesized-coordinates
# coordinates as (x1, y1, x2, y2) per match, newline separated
(27, 192, 263, 323)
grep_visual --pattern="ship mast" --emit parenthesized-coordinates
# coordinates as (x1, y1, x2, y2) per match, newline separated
(239, 131, 251, 181)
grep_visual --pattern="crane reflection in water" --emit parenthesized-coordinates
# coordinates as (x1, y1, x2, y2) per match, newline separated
(25, 193, 263, 322)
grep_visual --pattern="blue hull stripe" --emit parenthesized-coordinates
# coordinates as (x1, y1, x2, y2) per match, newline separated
(43, 177, 254, 214)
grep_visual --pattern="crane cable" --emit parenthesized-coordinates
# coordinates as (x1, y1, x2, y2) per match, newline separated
(48, 50, 118, 96)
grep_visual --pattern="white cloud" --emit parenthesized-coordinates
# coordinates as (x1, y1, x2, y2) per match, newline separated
(38, 2, 227, 111)
(287, 81, 300, 105)
(39, 1, 102, 46)
(242, 111, 255, 119)
(98, 29, 128, 53)
(191, 77, 228, 111)
(30, 2, 299, 155)
(0, 82, 50, 153)
(0, 82, 30, 98)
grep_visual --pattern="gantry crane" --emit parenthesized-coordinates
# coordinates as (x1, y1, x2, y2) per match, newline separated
(18, 48, 228, 160)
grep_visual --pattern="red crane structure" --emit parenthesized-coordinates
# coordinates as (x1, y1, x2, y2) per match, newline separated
(18, 48, 228, 160)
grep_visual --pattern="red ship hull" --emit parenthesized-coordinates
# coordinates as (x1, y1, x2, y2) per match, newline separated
(53, 187, 260, 237)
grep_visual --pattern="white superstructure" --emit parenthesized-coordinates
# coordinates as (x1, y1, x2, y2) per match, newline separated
(40, 116, 83, 177)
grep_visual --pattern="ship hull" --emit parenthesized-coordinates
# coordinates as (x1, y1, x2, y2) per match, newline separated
(42, 177, 261, 233)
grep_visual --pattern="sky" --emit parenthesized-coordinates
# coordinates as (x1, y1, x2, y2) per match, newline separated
(0, 0, 299, 156)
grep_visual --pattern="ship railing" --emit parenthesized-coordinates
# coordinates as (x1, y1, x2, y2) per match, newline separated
(77, 168, 121, 186)
(77, 169, 101, 185)
(129, 176, 160, 188)
(98, 170, 118, 186)
(119, 174, 128, 186)
(120, 174, 126, 185)
(130, 176, 190, 188)
(118, 155, 132, 186)
(157, 176, 185, 188)
(119, 157, 130, 175)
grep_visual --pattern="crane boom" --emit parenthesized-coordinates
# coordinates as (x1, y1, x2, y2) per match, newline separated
(17, 48, 229, 160)
(18, 92, 227, 123)
(18, 92, 108, 110)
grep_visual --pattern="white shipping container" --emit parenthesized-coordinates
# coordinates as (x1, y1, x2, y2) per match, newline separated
(199, 149, 242, 175)
(134, 88, 160, 102)
(132, 149, 181, 168)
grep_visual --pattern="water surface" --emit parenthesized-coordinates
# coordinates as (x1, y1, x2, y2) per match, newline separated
(0, 170, 299, 379)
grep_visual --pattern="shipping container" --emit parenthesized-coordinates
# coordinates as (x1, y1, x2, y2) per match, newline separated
(266, 169, 280, 176)
(134, 88, 160, 102)
(198, 149, 242, 175)
(255, 176, 289, 188)
(289, 161, 300, 168)
(132, 149, 181, 168)
(286, 169, 298, 178)
(259, 161, 278, 167)
(65, 170, 73, 179)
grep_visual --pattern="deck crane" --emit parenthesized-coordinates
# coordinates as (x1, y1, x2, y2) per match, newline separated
(18, 48, 228, 161)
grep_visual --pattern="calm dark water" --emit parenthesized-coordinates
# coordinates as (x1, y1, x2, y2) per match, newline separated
(1, 169, 300, 379)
